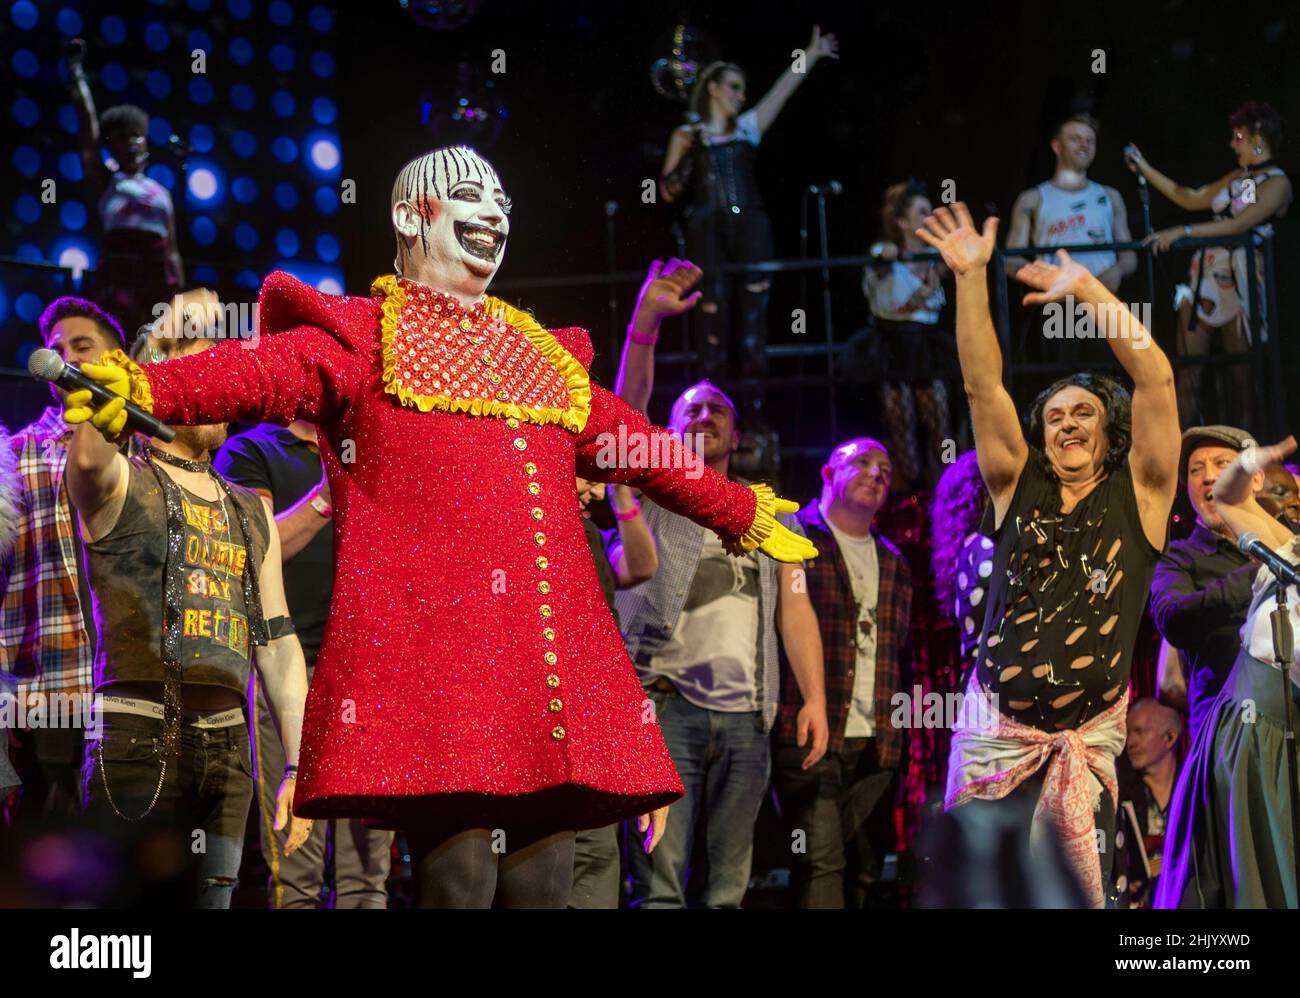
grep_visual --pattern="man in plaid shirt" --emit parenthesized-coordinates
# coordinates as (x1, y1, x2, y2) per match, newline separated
(2, 297, 127, 823)
(773, 437, 913, 907)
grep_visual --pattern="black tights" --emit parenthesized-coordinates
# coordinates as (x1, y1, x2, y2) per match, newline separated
(406, 825, 577, 909)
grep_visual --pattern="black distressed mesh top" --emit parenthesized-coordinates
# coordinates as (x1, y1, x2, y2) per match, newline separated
(974, 454, 1162, 731)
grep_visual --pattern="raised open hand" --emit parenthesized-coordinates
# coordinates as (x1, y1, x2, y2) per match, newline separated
(914, 202, 998, 276)
(1015, 249, 1095, 305)
(634, 258, 704, 321)
(808, 24, 839, 61)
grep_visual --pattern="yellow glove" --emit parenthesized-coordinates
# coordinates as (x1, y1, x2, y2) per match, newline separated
(725, 485, 819, 563)
(61, 350, 153, 445)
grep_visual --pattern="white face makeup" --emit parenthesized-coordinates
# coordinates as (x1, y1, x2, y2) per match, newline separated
(391, 146, 512, 291)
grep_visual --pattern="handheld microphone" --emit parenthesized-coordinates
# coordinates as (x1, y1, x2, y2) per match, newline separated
(166, 134, 193, 154)
(1238, 531, 1300, 588)
(807, 180, 843, 196)
(27, 349, 175, 442)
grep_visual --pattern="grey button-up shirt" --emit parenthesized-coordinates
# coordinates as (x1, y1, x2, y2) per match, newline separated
(614, 488, 800, 732)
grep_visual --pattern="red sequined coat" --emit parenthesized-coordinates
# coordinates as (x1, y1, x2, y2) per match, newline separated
(135, 271, 760, 831)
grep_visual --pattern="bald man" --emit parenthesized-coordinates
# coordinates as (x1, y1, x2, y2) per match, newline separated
(1113, 698, 1181, 907)
(773, 437, 914, 907)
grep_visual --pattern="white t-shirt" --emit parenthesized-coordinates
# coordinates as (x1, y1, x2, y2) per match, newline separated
(821, 503, 880, 737)
(646, 532, 761, 712)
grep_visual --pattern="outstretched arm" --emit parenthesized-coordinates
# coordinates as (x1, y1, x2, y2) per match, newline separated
(1211, 437, 1297, 550)
(64, 39, 109, 196)
(915, 203, 1028, 524)
(613, 259, 702, 415)
(1017, 250, 1179, 547)
(576, 384, 815, 562)
(750, 26, 839, 135)
(1124, 146, 1232, 212)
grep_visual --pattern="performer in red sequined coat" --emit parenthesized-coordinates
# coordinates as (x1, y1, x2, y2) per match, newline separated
(65, 146, 815, 906)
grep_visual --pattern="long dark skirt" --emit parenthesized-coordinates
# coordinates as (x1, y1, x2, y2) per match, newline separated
(1155, 650, 1300, 908)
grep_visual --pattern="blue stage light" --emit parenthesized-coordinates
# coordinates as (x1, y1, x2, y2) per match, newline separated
(270, 43, 294, 71)
(146, 162, 176, 190)
(59, 201, 88, 231)
(193, 264, 218, 283)
(0, 283, 9, 326)
(11, 2, 38, 31)
(235, 269, 260, 289)
(12, 96, 40, 127)
(187, 163, 225, 207)
(231, 129, 256, 158)
(13, 145, 39, 176)
(314, 185, 338, 215)
(269, 0, 292, 26)
(191, 216, 217, 246)
(189, 77, 214, 105)
(234, 223, 259, 251)
(102, 63, 127, 91)
(230, 83, 255, 111)
(228, 0, 252, 19)
(316, 233, 340, 263)
(271, 90, 296, 118)
(311, 96, 336, 125)
(56, 7, 82, 36)
(101, 15, 126, 44)
(15, 195, 40, 224)
(229, 36, 253, 64)
(148, 115, 171, 145)
(12, 48, 37, 77)
(275, 229, 300, 256)
(272, 136, 298, 164)
(189, 123, 215, 153)
(52, 236, 95, 280)
(273, 182, 299, 209)
(310, 51, 335, 78)
(231, 176, 257, 204)
(15, 242, 41, 262)
(146, 70, 172, 99)
(305, 130, 341, 177)
(59, 151, 83, 181)
(145, 21, 170, 51)
(186, 0, 212, 12)
(16, 292, 43, 323)
(308, 5, 333, 32)
(188, 29, 213, 53)
(58, 103, 78, 133)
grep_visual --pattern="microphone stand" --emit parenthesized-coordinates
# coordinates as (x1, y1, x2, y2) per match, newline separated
(813, 186, 837, 441)
(1136, 174, 1155, 316)
(1268, 578, 1300, 904)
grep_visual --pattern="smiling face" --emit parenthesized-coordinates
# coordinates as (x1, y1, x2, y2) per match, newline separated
(822, 438, 892, 517)
(1051, 121, 1097, 173)
(708, 68, 746, 120)
(391, 147, 511, 298)
(1041, 386, 1109, 480)
(669, 382, 738, 465)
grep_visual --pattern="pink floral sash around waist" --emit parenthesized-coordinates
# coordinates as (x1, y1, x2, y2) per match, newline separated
(943, 676, 1128, 908)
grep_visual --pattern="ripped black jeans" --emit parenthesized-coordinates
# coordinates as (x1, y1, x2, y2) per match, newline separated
(82, 711, 253, 908)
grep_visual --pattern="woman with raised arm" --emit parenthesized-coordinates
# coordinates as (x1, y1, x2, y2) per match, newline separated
(1126, 102, 1292, 427)
(658, 26, 838, 393)
(1156, 435, 1300, 909)
(65, 38, 183, 334)
(915, 203, 1180, 908)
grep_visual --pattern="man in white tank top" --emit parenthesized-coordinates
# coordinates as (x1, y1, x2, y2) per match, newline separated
(1006, 114, 1136, 292)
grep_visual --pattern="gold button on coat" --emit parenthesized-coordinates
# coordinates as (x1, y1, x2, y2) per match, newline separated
(533, 532, 545, 546)
(537, 581, 551, 594)
(548, 699, 563, 713)
(513, 438, 527, 451)
(544, 652, 558, 666)
(543, 628, 556, 641)
(545, 672, 559, 686)
(527, 482, 541, 496)
(536, 556, 548, 570)
(539, 604, 552, 617)
(530, 507, 544, 521)
(551, 725, 566, 740)
(524, 462, 537, 475)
